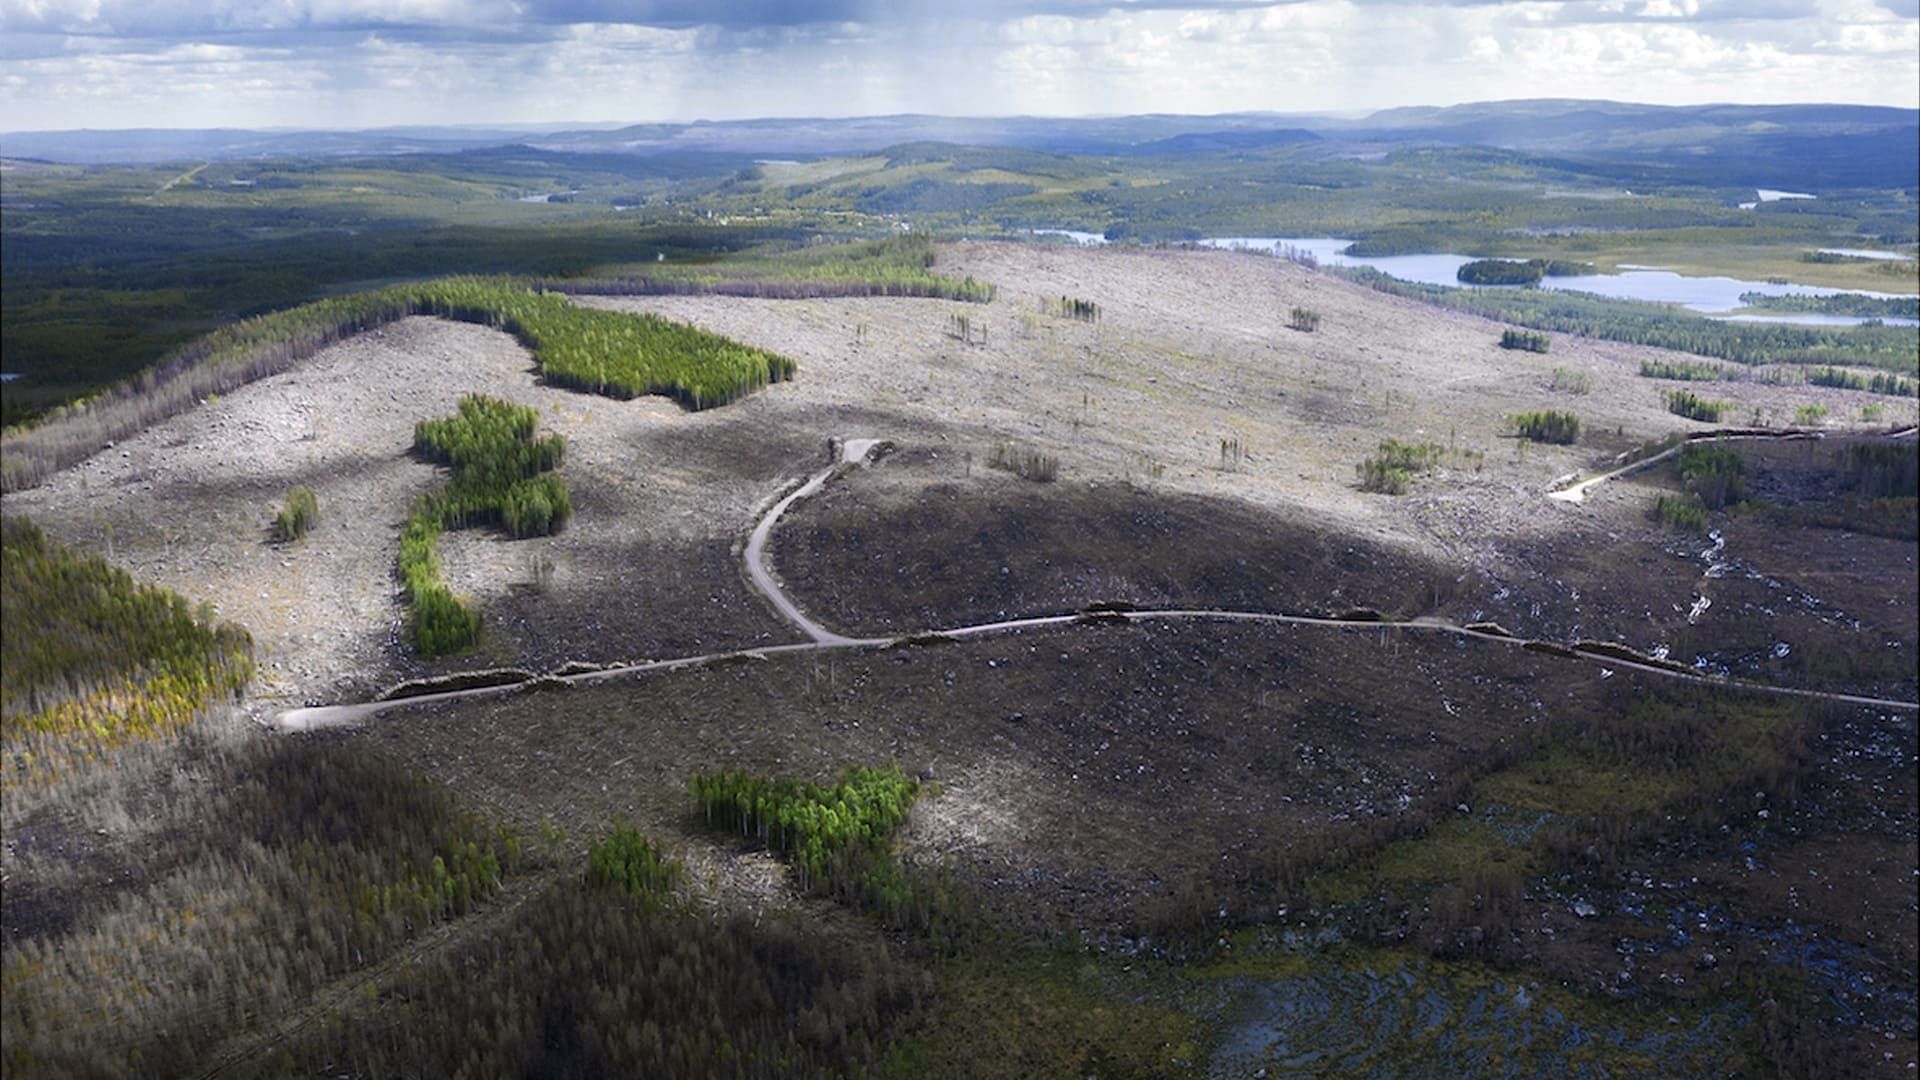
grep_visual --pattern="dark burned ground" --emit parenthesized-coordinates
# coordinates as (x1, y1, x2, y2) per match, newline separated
(358, 619, 1616, 931)
(771, 442, 1918, 702)
(349, 615, 1918, 1073)
(772, 446, 1459, 633)
(1510, 704, 1919, 1079)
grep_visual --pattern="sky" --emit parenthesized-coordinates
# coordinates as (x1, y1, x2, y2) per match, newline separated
(1, 0, 1916, 131)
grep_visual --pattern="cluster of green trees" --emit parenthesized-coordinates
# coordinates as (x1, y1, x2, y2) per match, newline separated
(1357, 439, 1442, 495)
(1663, 389, 1731, 422)
(2, 736, 528, 1075)
(1841, 441, 1918, 500)
(1500, 329, 1550, 353)
(1460, 258, 1596, 286)
(1458, 259, 1544, 286)
(1806, 366, 1917, 397)
(1677, 443, 1747, 508)
(1509, 410, 1580, 444)
(1, 516, 253, 756)
(1337, 267, 1918, 374)
(401, 395, 570, 655)
(1640, 358, 1731, 382)
(690, 765, 920, 895)
(1289, 307, 1322, 332)
(407, 277, 795, 408)
(586, 827, 683, 912)
(1737, 291, 1919, 320)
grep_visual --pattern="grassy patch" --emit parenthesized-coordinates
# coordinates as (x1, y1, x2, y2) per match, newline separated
(1653, 493, 1710, 530)
(885, 951, 1203, 1078)
(1304, 689, 1815, 920)
(1663, 389, 1731, 422)
(1357, 439, 1442, 495)
(1508, 410, 1579, 444)
(1549, 366, 1592, 394)
(1794, 403, 1830, 427)
(271, 485, 318, 542)
(988, 441, 1059, 482)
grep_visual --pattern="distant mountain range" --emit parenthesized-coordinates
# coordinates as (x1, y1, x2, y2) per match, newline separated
(5, 100, 1914, 189)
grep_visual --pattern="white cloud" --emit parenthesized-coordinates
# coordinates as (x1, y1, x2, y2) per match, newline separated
(0, 0, 1913, 129)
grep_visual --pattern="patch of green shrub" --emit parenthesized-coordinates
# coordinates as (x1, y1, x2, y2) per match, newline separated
(272, 485, 318, 542)
(1549, 367, 1591, 394)
(1499, 329, 1550, 352)
(1509, 410, 1580, 444)
(586, 827, 682, 911)
(988, 442, 1058, 482)
(1640, 359, 1730, 382)
(1054, 296, 1101, 322)
(1794, 404, 1830, 427)
(1358, 439, 1442, 495)
(1289, 307, 1321, 332)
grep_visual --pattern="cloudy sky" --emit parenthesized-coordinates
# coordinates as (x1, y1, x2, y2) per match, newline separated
(1, 0, 1915, 131)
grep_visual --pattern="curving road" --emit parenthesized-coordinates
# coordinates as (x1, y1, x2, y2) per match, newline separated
(741, 437, 887, 644)
(276, 433, 1920, 732)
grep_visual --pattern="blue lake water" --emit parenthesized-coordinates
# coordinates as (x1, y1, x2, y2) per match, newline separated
(1030, 228, 1109, 245)
(1198, 237, 1919, 327)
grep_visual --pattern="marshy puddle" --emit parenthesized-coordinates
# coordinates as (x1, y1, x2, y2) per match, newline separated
(1206, 949, 1746, 1077)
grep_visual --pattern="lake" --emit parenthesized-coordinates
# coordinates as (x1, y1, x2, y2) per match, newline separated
(1198, 237, 1920, 327)
(1030, 228, 1108, 245)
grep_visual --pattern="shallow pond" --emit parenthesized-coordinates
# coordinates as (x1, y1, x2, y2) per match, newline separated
(1205, 948, 1750, 1078)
